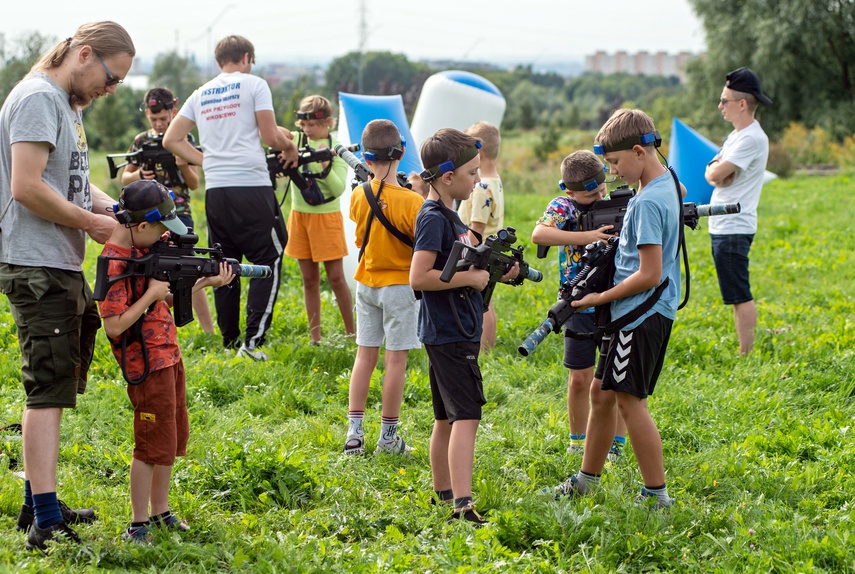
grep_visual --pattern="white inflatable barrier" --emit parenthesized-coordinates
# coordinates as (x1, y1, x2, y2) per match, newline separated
(410, 70, 506, 151)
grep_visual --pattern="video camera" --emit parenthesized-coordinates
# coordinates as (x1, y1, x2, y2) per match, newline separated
(439, 227, 543, 312)
(333, 143, 414, 190)
(93, 233, 271, 328)
(106, 134, 198, 189)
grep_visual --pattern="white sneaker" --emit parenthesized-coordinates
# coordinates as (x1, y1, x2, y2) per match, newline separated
(237, 344, 268, 361)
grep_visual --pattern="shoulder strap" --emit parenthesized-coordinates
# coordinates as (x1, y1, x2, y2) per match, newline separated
(357, 181, 413, 263)
(364, 182, 413, 248)
(423, 199, 483, 245)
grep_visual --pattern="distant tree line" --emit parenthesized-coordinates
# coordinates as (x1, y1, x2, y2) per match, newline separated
(2, 0, 852, 163)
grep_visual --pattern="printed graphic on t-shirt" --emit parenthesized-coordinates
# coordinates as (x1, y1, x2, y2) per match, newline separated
(200, 82, 243, 122)
(68, 119, 91, 209)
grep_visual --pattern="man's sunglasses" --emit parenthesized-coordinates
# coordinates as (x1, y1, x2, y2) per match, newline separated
(96, 55, 123, 87)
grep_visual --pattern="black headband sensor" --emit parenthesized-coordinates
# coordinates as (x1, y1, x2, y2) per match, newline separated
(364, 139, 406, 162)
(140, 96, 176, 114)
(296, 110, 331, 121)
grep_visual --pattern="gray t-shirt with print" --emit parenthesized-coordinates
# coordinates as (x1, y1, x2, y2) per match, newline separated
(0, 72, 92, 271)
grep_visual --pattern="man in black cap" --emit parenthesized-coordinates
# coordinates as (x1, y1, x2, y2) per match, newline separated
(704, 67, 772, 356)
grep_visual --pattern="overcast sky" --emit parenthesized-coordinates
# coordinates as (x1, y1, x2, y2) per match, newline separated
(3, 1, 706, 68)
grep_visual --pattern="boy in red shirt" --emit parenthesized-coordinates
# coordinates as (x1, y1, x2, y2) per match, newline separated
(98, 180, 232, 542)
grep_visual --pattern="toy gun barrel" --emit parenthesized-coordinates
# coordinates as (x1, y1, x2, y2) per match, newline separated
(696, 202, 741, 217)
(518, 317, 557, 357)
(521, 265, 544, 283)
(333, 144, 373, 183)
(234, 263, 271, 279)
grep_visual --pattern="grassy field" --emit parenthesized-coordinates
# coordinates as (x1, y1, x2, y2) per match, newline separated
(0, 146, 854, 572)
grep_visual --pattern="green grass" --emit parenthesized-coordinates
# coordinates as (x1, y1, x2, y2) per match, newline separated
(1, 150, 854, 572)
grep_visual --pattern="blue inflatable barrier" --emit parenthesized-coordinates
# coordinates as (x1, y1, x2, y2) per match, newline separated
(337, 93, 423, 176)
(668, 118, 719, 205)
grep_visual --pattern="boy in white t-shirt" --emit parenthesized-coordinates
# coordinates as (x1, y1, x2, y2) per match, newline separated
(704, 66, 771, 356)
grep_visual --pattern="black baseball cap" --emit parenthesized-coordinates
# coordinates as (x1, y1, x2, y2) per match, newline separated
(725, 67, 772, 105)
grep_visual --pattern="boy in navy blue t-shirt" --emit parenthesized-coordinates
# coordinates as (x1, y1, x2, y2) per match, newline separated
(410, 128, 517, 525)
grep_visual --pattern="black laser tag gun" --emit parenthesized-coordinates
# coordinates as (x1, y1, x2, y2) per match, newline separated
(439, 227, 544, 312)
(106, 134, 199, 189)
(519, 236, 619, 356)
(579, 185, 742, 235)
(93, 233, 271, 327)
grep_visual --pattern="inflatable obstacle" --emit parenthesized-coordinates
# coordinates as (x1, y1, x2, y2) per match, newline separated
(668, 117, 777, 205)
(410, 70, 506, 150)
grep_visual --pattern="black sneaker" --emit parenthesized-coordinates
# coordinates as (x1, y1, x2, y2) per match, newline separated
(449, 505, 489, 527)
(17, 500, 97, 532)
(26, 521, 81, 551)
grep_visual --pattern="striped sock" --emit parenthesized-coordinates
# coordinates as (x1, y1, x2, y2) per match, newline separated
(610, 435, 626, 456)
(380, 416, 399, 443)
(347, 411, 364, 437)
(569, 433, 586, 450)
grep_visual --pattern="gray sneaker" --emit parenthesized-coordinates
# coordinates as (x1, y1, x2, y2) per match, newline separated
(636, 487, 674, 509)
(237, 344, 268, 361)
(375, 435, 412, 455)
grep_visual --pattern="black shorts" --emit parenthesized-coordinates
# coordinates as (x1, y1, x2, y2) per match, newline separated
(711, 233, 754, 305)
(563, 313, 598, 370)
(595, 312, 673, 399)
(425, 341, 485, 423)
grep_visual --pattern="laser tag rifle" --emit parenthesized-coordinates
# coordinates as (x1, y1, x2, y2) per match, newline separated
(333, 143, 414, 189)
(579, 185, 741, 235)
(519, 189, 742, 357)
(106, 134, 199, 189)
(93, 233, 271, 328)
(266, 144, 339, 191)
(439, 227, 544, 312)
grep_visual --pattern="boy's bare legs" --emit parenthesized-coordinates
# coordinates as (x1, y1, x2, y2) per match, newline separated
(192, 289, 215, 334)
(580, 383, 617, 475)
(348, 346, 380, 412)
(297, 259, 322, 342)
(733, 300, 756, 356)
(323, 259, 355, 337)
(430, 420, 452, 492)
(129, 458, 154, 523)
(380, 350, 409, 419)
(448, 419, 479, 499)
(480, 301, 497, 351)
(616, 394, 665, 486)
(149, 464, 173, 517)
(429, 418, 480, 500)
(567, 367, 593, 439)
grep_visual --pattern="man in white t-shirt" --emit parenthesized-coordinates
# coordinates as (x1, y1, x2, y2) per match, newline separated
(165, 35, 298, 360)
(704, 67, 771, 356)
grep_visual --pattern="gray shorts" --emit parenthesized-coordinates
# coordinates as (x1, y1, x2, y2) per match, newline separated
(355, 283, 420, 350)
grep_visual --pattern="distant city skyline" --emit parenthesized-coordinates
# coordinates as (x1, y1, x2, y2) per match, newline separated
(3, 0, 706, 75)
